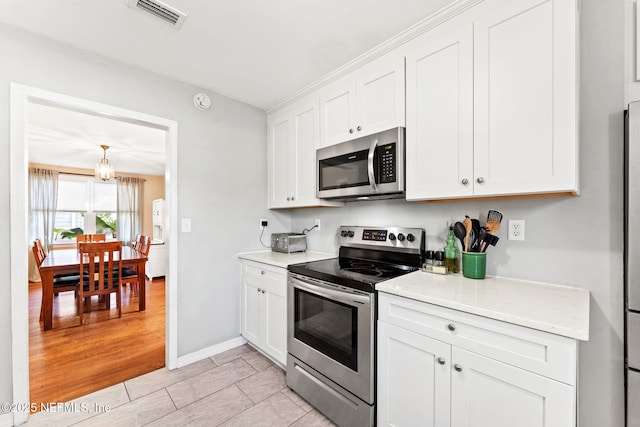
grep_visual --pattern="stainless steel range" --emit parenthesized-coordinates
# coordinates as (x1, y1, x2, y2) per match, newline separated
(286, 226, 425, 427)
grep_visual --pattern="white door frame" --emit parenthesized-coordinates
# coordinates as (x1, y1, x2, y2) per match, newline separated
(9, 83, 179, 426)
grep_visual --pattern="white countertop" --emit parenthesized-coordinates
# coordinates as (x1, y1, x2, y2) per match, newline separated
(237, 250, 336, 269)
(376, 271, 590, 341)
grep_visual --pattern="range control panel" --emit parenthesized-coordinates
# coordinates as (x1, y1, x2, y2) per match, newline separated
(339, 226, 425, 254)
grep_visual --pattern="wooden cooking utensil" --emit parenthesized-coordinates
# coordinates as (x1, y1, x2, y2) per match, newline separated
(463, 215, 472, 251)
(486, 219, 501, 235)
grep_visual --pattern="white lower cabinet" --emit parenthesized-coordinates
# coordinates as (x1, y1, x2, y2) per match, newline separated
(241, 260, 287, 366)
(377, 293, 577, 427)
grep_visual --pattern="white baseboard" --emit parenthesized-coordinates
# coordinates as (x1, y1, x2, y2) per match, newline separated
(175, 336, 247, 368)
(0, 412, 15, 427)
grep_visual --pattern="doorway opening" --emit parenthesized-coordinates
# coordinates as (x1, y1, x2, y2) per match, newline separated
(9, 83, 178, 425)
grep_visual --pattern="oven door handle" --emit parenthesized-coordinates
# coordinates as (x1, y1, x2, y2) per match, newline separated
(290, 276, 371, 306)
(367, 138, 379, 192)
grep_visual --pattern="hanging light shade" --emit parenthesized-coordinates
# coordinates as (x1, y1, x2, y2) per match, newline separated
(95, 145, 115, 181)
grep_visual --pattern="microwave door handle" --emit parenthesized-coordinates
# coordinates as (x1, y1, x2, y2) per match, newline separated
(367, 138, 379, 191)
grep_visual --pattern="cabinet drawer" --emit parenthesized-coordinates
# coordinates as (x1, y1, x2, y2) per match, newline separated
(378, 292, 577, 385)
(242, 260, 286, 281)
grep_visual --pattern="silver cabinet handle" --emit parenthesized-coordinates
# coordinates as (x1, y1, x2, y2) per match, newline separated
(447, 324, 456, 332)
(257, 288, 261, 292)
(291, 196, 295, 201)
(357, 125, 362, 131)
(476, 177, 485, 184)
(454, 364, 463, 372)
(262, 289, 266, 294)
(260, 271, 265, 275)
(286, 197, 291, 201)
(437, 357, 446, 365)
(461, 178, 469, 185)
(349, 128, 354, 133)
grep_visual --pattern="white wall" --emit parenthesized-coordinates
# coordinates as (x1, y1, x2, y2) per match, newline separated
(293, 0, 626, 425)
(0, 23, 279, 407)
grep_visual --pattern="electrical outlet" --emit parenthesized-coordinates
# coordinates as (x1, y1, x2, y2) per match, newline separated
(314, 218, 321, 231)
(508, 219, 525, 241)
(259, 219, 268, 230)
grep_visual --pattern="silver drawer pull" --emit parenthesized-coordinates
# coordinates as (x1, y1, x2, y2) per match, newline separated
(447, 324, 456, 332)
(437, 357, 445, 365)
(454, 364, 463, 372)
(261, 270, 265, 275)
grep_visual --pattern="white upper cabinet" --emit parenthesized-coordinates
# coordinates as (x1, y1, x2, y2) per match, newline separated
(268, 96, 342, 209)
(406, 0, 578, 201)
(406, 24, 474, 200)
(473, 0, 578, 196)
(320, 55, 405, 146)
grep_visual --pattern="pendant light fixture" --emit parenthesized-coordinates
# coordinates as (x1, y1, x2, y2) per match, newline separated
(95, 145, 116, 181)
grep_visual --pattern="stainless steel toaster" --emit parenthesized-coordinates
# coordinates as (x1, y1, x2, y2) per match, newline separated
(271, 233, 307, 253)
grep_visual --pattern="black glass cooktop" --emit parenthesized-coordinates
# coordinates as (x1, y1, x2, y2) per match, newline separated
(288, 256, 418, 293)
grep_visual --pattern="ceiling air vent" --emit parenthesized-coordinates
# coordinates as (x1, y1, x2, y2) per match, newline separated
(127, 0, 187, 29)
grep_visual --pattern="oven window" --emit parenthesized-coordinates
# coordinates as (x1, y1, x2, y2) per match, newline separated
(294, 288, 358, 371)
(318, 149, 369, 190)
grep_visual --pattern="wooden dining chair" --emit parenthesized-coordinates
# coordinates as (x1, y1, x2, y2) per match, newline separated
(33, 240, 82, 322)
(122, 235, 150, 295)
(76, 233, 107, 251)
(78, 241, 123, 325)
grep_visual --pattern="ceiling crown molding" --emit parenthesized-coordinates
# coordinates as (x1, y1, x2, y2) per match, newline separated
(266, 0, 483, 114)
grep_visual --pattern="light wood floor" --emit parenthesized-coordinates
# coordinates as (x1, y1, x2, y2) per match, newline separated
(28, 278, 166, 411)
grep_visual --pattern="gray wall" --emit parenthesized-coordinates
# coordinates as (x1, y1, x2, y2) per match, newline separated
(0, 24, 277, 405)
(292, 0, 625, 425)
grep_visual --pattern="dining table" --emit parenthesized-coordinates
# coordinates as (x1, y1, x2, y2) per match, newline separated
(39, 246, 148, 330)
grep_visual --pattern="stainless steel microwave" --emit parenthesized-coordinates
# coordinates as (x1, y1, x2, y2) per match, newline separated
(316, 127, 405, 201)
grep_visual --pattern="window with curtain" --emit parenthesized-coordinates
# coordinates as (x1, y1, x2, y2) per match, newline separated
(29, 168, 59, 252)
(117, 177, 144, 246)
(53, 175, 117, 244)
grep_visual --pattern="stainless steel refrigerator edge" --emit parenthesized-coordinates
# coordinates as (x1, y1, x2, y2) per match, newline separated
(626, 101, 640, 426)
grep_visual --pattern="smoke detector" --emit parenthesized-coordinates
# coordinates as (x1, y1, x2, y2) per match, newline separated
(126, 0, 187, 29)
(193, 93, 212, 110)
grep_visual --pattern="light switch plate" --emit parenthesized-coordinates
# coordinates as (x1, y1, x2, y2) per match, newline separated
(181, 218, 192, 233)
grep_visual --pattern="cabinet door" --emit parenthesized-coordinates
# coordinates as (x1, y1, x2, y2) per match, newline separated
(268, 113, 291, 208)
(262, 276, 287, 366)
(473, 0, 578, 196)
(450, 348, 574, 427)
(355, 55, 405, 137)
(290, 99, 320, 207)
(377, 321, 451, 427)
(406, 25, 474, 200)
(320, 79, 356, 146)
(241, 276, 262, 345)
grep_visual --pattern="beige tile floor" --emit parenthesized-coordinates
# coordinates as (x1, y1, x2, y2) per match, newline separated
(25, 344, 337, 426)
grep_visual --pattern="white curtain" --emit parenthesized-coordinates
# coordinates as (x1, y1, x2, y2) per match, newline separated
(29, 168, 59, 281)
(117, 177, 144, 246)
(29, 168, 59, 251)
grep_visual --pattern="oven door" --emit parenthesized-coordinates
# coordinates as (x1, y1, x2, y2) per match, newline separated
(287, 273, 375, 404)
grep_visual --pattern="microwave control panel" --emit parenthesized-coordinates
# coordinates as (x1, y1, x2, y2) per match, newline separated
(378, 143, 396, 183)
